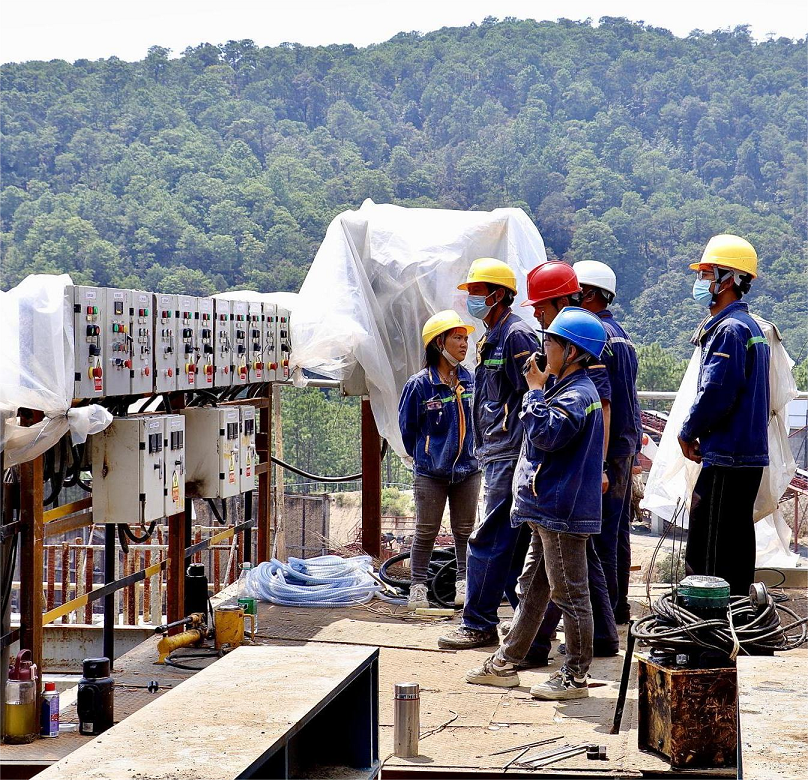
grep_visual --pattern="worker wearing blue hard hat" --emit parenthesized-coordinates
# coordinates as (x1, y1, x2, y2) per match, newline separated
(465, 307, 608, 700)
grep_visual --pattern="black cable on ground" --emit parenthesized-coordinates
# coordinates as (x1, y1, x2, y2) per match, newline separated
(163, 649, 220, 671)
(379, 546, 460, 608)
(632, 589, 808, 657)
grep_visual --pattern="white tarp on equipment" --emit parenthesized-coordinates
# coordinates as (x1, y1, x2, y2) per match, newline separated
(641, 316, 799, 566)
(290, 201, 547, 457)
(0, 274, 112, 466)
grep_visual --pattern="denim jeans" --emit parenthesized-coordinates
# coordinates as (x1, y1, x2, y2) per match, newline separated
(593, 455, 634, 610)
(528, 536, 618, 657)
(495, 524, 593, 679)
(411, 471, 482, 584)
(461, 459, 527, 633)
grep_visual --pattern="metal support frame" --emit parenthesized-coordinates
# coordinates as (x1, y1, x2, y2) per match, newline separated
(360, 399, 381, 558)
(8, 386, 276, 672)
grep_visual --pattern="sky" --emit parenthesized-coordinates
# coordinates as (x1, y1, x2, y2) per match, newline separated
(1, 0, 806, 64)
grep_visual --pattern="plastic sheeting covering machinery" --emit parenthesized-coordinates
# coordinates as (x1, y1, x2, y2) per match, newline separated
(289, 200, 547, 457)
(0, 274, 112, 466)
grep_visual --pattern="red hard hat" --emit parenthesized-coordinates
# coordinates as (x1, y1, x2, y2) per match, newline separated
(522, 261, 581, 306)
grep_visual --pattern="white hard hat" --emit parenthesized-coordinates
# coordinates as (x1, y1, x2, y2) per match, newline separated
(572, 260, 617, 297)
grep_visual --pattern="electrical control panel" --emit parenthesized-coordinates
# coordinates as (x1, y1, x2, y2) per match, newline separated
(247, 302, 264, 384)
(102, 288, 132, 397)
(130, 290, 154, 394)
(262, 302, 278, 382)
(91, 416, 167, 523)
(154, 293, 178, 393)
(239, 405, 257, 493)
(182, 406, 241, 499)
(213, 298, 233, 388)
(164, 414, 186, 516)
(231, 300, 249, 385)
(197, 296, 215, 388)
(70, 286, 105, 399)
(277, 306, 292, 380)
(177, 296, 199, 391)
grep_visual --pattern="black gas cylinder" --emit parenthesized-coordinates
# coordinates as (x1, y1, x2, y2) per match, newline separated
(77, 657, 114, 736)
(184, 562, 209, 618)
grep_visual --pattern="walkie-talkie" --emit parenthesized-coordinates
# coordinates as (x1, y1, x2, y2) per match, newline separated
(523, 313, 547, 374)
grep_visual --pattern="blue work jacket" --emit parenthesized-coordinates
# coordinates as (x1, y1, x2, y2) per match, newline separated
(680, 301, 770, 468)
(399, 365, 479, 482)
(511, 371, 605, 535)
(473, 311, 540, 465)
(587, 310, 642, 458)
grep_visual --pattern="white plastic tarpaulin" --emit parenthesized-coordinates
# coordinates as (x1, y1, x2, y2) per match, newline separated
(289, 201, 547, 457)
(0, 274, 112, 466)
(641, 316, 799, 567)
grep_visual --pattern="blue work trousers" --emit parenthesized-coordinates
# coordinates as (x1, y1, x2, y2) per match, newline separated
(593, 455, 634, 611)
(461, 459, 527, 633)
(529, 536, 619, 656)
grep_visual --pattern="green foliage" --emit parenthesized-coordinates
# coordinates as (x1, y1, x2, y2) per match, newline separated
(655, 552, 686, 585)
(381, 487, 413, 517)
(794, 359, 808, 392)
(1, 20, 805, 360)
(636, 344, 689, 392)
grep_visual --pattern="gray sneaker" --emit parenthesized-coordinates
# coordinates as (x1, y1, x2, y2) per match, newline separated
(465, 655, 520, 688)
(408, 583, 429, 610)
(438, 626, 499, 649)
(530, 668, 589, 700)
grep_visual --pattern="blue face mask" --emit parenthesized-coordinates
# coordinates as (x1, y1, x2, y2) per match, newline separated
(692, 279, 715, 306)
(466, 294, 493, 320)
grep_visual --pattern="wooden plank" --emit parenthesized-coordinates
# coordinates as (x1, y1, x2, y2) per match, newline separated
(166, 510, 185, 631)
(737, 655, 808, 780)
(361, 399, 381, 558)
(36, 644, 378, 780)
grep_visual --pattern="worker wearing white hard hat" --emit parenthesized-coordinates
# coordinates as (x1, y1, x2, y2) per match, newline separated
(574, 260, 642, 625)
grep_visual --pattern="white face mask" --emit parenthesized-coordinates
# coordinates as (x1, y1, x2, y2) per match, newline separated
(441, 348, 459, 367)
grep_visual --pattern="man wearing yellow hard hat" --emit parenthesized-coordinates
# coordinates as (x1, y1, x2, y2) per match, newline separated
(678, 234, 770, 596)
(439, 258, 541, 651)
(399, 311, 481, 610)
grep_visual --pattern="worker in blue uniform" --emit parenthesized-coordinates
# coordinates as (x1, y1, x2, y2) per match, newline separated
(399, 310, 481, 610)
(438, 258, 540, 651)
(574, 260, 642, 624)
(464, 307, 608, 700)
(679, 234, 770, 596)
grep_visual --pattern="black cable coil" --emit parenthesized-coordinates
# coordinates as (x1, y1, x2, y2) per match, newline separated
(631, 588, 807, 658)
(378, 546, 459, 609)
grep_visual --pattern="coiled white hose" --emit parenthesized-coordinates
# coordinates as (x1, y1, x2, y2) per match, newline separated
(246, 555, 382, 607)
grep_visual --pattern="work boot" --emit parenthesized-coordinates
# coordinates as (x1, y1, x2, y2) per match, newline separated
(438, 626, 498, 649)
(408, 583, 429, 610)
(454, 580, 466, 607)
(465, 655, 520, 688)
(530, 668, 589, 700)
(514, 653, 551, 670)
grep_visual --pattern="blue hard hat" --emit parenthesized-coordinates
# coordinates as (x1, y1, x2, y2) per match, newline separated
(545, 307, 607, 359)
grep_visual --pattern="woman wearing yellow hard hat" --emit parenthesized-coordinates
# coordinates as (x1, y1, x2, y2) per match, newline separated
(398, 310, 481, 610)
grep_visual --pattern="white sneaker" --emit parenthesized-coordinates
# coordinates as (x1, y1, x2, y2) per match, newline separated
(408, 583, 429, 610)
(454, 580, 466, 606)
(465, 655, 520, 688)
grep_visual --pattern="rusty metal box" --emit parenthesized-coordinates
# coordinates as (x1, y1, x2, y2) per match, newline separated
(637, 654, 737, 769)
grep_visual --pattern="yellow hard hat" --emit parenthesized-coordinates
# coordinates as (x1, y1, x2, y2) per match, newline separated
(689, 234, 758, 278)
(458, 257, 518, 293)
(422, 310, 475, 348)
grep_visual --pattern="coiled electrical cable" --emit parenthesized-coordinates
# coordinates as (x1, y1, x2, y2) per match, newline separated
(631, 588, 808, 658)
(379, 546, 459, 608)
(246, 555, 381, 607)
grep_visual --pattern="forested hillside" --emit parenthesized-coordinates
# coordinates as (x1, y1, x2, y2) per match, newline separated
(1, 17, 806, 366)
